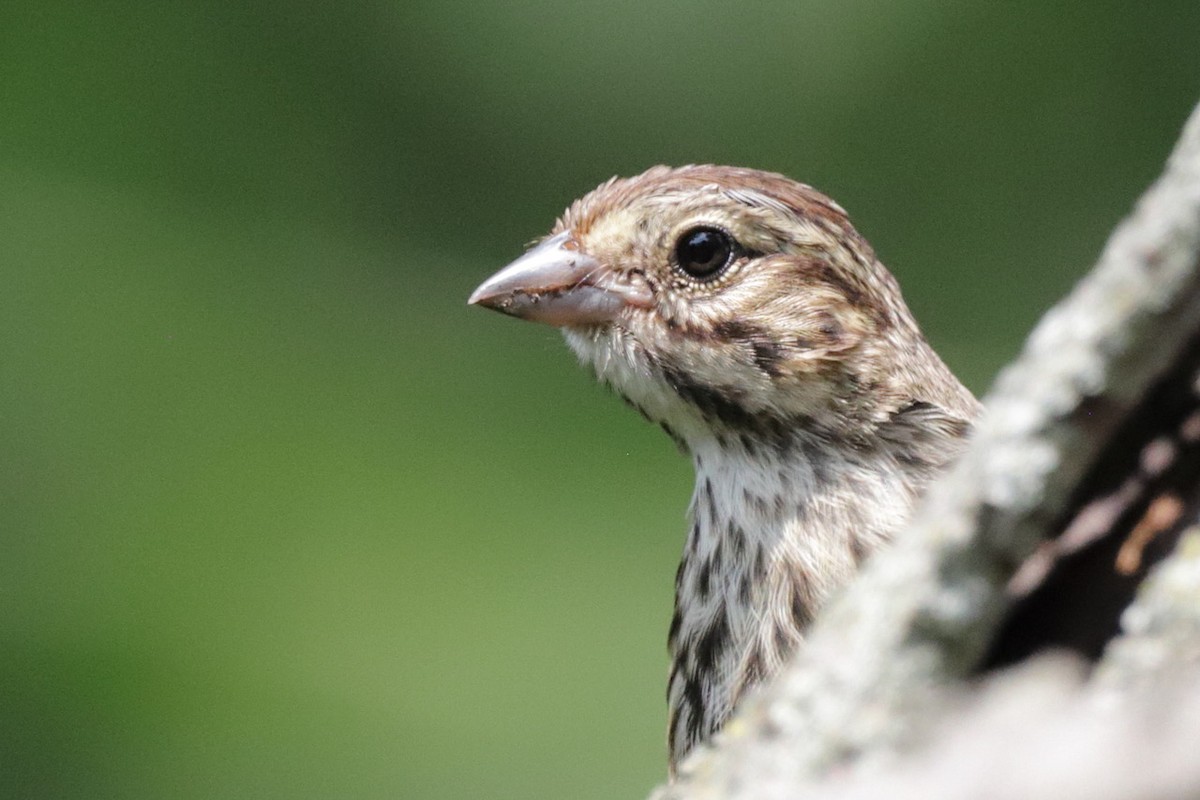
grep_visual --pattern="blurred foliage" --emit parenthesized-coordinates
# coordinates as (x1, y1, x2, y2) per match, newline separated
(1, 1, 1198, 797)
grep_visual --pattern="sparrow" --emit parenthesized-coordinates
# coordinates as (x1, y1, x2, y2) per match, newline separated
(469, 165, 979, 769)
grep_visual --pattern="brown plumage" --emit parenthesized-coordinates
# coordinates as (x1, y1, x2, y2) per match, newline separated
(470, 165, 979, 770)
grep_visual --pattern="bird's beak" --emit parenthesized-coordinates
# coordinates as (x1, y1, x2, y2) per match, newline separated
(468, 231, 653, 327)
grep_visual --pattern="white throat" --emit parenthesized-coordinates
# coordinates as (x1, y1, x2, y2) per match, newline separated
(666, 431, 918, 762)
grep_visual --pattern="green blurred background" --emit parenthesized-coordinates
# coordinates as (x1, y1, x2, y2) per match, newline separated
(2, 2, 1198, 797)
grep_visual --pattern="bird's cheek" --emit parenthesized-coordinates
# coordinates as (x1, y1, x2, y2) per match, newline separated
(651, 293, 693, 330)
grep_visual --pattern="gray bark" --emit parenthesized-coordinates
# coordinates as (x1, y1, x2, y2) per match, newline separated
(653, 98, 1200, 800)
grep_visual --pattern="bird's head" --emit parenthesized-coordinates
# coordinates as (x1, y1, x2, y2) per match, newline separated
(471, 165, 965, 448)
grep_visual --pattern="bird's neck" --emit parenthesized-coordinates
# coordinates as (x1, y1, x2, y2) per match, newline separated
(666, 429, 921, 762)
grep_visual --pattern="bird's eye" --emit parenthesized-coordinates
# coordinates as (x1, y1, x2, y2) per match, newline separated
(674, 227, 736, 280)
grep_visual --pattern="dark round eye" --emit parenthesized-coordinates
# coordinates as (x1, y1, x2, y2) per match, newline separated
(674, 227, 735, 280)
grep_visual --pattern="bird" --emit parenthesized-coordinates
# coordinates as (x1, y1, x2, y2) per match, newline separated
(468, 165, 980, 770)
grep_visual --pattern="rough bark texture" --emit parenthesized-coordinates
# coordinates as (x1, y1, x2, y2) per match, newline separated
(651, 98, 1200, 800)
